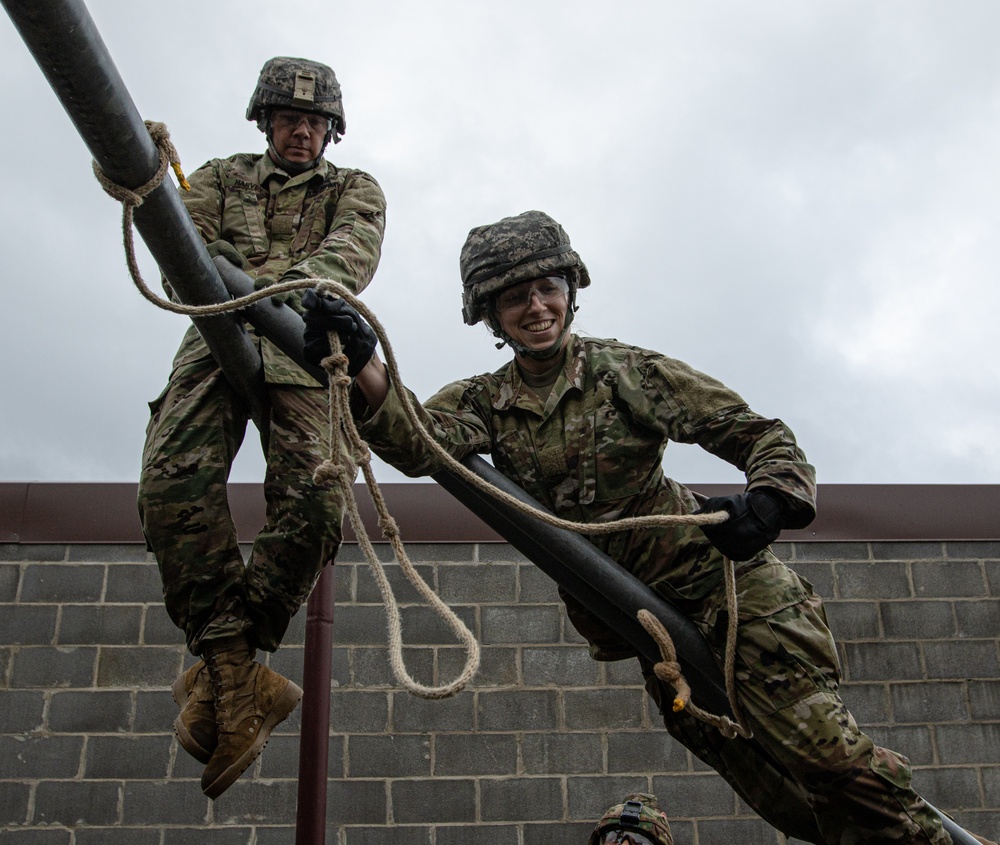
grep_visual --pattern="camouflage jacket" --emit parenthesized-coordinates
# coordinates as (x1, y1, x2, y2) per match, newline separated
(359, 335, 817, 658)
(167, 152, 386, 385)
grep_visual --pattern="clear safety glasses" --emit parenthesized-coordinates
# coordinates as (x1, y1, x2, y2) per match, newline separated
(600, 830, 657, 845)
(494, 276, 569, 314)
(271, 109, 332, 134)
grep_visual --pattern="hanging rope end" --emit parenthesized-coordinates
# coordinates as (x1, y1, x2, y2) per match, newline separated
(171, 161, 191, 191)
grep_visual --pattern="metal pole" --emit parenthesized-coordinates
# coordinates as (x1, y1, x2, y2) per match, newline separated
(0, 0, 324, 836)
(295, 564, 336, 845)
(2, 0, 269, 431)
(213, 257, 328, 385)
(432, 458, 734, 711)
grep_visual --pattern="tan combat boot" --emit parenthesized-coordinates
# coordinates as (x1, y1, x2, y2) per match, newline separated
(200, 635, 303, 799)
(171, 660, 217, 764)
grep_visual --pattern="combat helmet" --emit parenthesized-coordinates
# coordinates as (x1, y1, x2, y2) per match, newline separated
(459, 210, 590, 359)
(247, 57, 345, 171)
(587, 793, 673, 845)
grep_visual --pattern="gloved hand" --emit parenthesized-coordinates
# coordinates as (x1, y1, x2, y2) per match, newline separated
(205, 240, 247, 269)
(696, 488, 787, 562)
(302, 288, 377, 376)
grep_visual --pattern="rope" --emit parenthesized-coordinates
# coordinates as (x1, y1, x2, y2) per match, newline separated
(312, 345, 480, 698)
(637, 556, 752, 739)
(95, 121, 744, 721)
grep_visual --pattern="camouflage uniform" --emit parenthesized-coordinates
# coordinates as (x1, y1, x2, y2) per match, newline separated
(356, 334, 948, 844)
(138, 151, 386, 654)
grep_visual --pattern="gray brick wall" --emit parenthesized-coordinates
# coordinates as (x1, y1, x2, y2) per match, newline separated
(1, 541, 998, 844)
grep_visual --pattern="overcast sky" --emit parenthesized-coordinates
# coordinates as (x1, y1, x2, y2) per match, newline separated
(2, 0, 999, 486)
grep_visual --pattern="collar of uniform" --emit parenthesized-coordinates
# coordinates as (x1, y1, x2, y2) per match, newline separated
(256, 152, 329, 187)
(491, 334, 584, 413)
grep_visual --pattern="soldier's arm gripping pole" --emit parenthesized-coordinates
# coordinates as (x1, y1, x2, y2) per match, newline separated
(1, 0, 269, 431)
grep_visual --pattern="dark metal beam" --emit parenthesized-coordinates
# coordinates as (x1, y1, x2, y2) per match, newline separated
(0, 0, 317, 837)
(433, 457, 735, 713)
(2, 0, 268, 430)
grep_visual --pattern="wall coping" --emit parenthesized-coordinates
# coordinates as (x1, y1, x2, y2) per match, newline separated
(2, 482, 998, 544)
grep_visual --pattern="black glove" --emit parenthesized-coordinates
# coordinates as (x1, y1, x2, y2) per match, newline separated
(302, 288, 377, 376)
(696, 488, 787, 562)
(205, 239, 247, 269)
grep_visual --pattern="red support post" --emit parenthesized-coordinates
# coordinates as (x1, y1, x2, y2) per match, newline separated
(295, 563, 336, 844)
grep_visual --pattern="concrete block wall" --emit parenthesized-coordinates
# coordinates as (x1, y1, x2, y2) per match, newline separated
(0, 540, 998, 844)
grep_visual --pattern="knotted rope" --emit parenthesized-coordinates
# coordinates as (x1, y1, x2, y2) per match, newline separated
(95, 121, 748, 726)
(637, 556, 751, 739)
(311, 342, 480, 698)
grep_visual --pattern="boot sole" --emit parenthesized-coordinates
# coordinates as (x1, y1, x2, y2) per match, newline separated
(202, 679, 304, 800)
(171, 672, 214, 765)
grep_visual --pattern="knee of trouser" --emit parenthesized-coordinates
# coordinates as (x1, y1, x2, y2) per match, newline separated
(789, 730, 916, 802)
(244, 562, 322, 612)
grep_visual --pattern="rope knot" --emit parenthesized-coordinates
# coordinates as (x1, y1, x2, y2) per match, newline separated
(92, 120, 190, 209)
(378, 515, 399, 538)
(144, 120, 190, 191)
(638, 609, 692, 712)
(353, 441, 372, 467)
(321, 352, 350, 377)
(312, 459, 348, 487)
(92, 161, 146, 207)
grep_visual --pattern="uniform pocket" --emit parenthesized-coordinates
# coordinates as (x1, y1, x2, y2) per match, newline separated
(728, 566, 841, 713)
(493, 429, 544, 495)
(868, 745, 913, 790)
(592, 396, 659, 504)
(733, 560, 808, 620)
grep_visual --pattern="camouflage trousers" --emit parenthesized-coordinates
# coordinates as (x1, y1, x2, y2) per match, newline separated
(640, 559, 949, 845)
(137, 356, 349, 655)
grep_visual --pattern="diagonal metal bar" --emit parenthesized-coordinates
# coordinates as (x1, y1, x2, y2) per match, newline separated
(2, 0, 268, 431)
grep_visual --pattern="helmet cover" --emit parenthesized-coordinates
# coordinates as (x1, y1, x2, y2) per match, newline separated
(587, 793, 673, 845)
(459, 210, 590, 326)
(246, 56, 346, 139)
